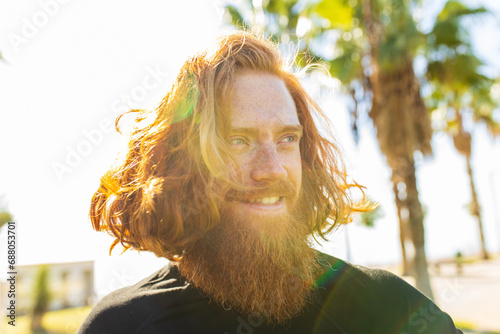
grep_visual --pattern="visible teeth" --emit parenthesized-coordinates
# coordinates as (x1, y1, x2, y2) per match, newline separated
(251, 196, 280, 204)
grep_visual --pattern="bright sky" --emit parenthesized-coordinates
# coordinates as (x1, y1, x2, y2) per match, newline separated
(0, 0, 499, 293)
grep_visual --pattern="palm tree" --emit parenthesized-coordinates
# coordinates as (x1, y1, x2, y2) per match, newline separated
(425, 0, 498, 260)
(0, 195, 13, 230)
(31, 265, 52, 332)
(359, 1, 433, 295)
(226, 0, 436, 298)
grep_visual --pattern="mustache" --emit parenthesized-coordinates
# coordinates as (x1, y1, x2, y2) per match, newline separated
(224, 181, 297, 202)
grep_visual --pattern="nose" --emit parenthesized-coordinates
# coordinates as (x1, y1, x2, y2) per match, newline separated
(250, 144, 287, 182)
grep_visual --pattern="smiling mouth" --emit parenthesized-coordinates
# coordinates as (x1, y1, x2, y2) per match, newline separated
(245, 196, 284, 204)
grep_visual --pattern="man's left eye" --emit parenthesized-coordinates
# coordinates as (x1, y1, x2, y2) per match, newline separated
(281, 135, 297, 143)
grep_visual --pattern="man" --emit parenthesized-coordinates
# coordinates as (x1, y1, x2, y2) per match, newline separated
(79, 32, 462, 333)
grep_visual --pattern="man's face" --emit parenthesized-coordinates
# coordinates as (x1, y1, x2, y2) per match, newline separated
(179, 72, 316, 322)
(225, 70, 303, 227)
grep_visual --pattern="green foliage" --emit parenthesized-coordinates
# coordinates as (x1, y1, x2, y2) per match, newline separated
(225, 4, 251, 30)
(437, 0, 487, 22)
(265, 0, 300, 17)
(429, 0, 487, 50)
(312, 0, 354, 30)
(425, 0, 499, 140)
(377, 0, 423, 68)
(32, 265, 52, 315)
(328, 33, 364, 83)
(358, 204, 383, 227)
(0, 211, 13, 229)
(427, 54, 486, 93)
(0, 195, 13, 229)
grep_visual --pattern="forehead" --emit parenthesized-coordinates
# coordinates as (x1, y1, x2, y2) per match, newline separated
(230, 71, 299, 129)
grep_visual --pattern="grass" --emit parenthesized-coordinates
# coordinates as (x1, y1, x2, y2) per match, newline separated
(2, 306, 93, 334)
(455, 320, 500, 334)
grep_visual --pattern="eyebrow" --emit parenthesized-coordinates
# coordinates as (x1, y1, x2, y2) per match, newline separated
(230, 125, 303, 136)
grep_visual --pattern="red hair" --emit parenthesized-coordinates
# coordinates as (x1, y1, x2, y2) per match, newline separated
(90, 32, 370, 260)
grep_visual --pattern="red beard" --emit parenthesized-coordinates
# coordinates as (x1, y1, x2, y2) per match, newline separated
(179, 182, 319, 323)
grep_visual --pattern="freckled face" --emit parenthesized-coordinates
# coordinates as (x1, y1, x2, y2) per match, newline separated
(227, 71, 303, 216)
(183, 73, 314, 320)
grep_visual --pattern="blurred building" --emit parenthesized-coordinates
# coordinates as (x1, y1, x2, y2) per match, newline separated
(0, 261, 94, 316)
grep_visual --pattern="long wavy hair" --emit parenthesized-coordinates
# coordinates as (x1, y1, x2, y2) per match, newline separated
(90, 32, 370, 261)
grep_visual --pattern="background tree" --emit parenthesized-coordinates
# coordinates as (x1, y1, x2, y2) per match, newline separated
(359, 1, 433, 292)
(0, 195, 13, 229)
(425, 0, 498, 260)
(0, 211, 12, 229)
(358, 203, 383, 227)
(225, 0, 436, 298)
(30, 265, 52, 333)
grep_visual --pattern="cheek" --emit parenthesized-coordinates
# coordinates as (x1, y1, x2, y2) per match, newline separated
(226, 154, 253, 184)
(226, 160, 238, 177)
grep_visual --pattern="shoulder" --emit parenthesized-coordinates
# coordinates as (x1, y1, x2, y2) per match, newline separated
(77, 264, 192, 334)
(313, 253, 459, 333)
(315, 252, 416, 298)
(315, 253, 423, 310)
(315, 252, 426, 301)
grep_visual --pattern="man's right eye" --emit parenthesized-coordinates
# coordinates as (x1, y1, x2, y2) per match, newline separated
(230, 137, 246, 145)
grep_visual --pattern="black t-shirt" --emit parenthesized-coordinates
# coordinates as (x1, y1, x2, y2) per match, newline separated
(78, 253, 462, 333)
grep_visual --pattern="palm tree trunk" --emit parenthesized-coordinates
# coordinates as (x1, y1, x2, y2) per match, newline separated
(402, 154, 434, 299)
(453, 108, 489, 260)
(30, 312, 44, 332)
(465, 153, 489, 259)
(392, 180, 411, 276)
(362, 0, 434, 298)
